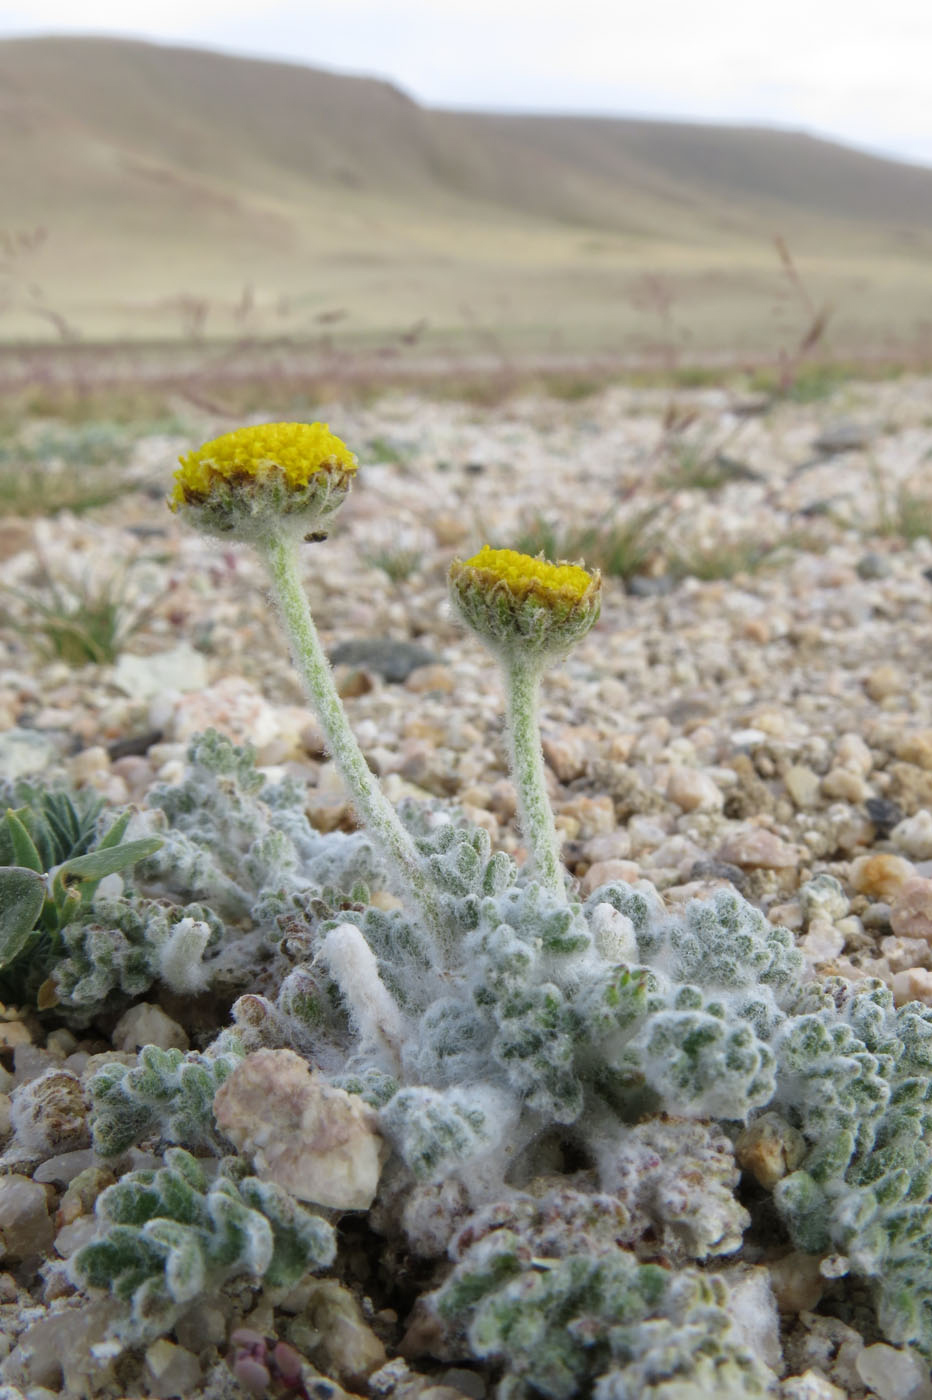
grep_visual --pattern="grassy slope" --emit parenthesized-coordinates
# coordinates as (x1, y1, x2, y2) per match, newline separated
(4, 34, 932, 355)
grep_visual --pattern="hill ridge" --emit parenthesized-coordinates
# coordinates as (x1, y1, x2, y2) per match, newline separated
(3, 34, 932, 351)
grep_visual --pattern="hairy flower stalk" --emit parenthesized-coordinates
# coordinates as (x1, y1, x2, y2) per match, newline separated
(449, 546, 601, 898)
(171, 423, 445, 941)
(258, 530, 445, 938)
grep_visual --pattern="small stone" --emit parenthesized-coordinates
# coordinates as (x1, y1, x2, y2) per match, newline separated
(666, 766, 724, 812)
(439, 1368, 487, 1399)
(213, 1049, 384, 1210)
(4, 1299, 116, 1391)
(855, 1342, 932, 1400)
(0, 728, 59, 779)
(768, 900, 803, 930)
(898, 729, 932, 771)
(735, 1113, 806, 1189)
(0, 1175, 54, 1260)
(892, 809, 932, 860)
(56, 1167, 115, 1227)
(556, 794, 615, 838)
(849, 853, 915, 900)
(111, 1003, 189, 1053)
(627, 815, 670, 854)
(542, 728, 590, 783)
(890, 878, 932, 940)
(583, 831, 631, 864)
(626, 574, 674, 596)
(45, 1029, 77, 1059)
(645, 834, 705, 876)
(813, 418, 870, 454)
(866, 797, 905, 838)
(717, 827, 798, 869)
(891, 967, 932, 1006)
(820, 768, 867, 804)
(305, 763, 356, 833)
(766, 1252, 825, 1314)
(173, 1301, 229, 1351)
(329, 638, 437, 683)
(33, 1148, 96, 1184)
(741, 617, 770, 643)
(144, 1339, 203, 1399)
(0, 1021, 31, 1051)
(334, 665, 374, 698)
(856, 551, 891, 580)
(67, 746, 110, 786)
(687, 859, 748, 893)
(13, 1043, 55, 1084)
(8, 1069, 89, 1157)
(113, 642, 209, 700)
(784, 765, 820, 809)
(169, 676, 280, 745)
(54, 1213, 100, 1258)
(781, 1373, 847, 1400)
(404, 664, 455, 694)
(865, 664, 905, 702)
(800, 919, 845, 963)
(834, 732, 873, 775)
(433, 513, 469, 547)
(879, 933, 929, 972)
(302, 1279, 388, 1385)
(581, 860, 641, 896)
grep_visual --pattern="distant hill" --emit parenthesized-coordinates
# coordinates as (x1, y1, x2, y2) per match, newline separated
(3, 34, 932, 356)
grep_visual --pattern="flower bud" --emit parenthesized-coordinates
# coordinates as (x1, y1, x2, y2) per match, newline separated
(169, 421, 357, 542)
(449, 546, 601, 661)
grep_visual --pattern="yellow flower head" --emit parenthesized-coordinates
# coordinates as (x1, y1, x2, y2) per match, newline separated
(169, 422, 358, 542)
(449, 545, 601, 661)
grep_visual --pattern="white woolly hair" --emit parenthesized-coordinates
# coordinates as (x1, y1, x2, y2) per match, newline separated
(320, 922, 407, 1068)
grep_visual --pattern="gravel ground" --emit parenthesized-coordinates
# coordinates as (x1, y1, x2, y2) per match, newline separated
(2, 375, 932, 1397)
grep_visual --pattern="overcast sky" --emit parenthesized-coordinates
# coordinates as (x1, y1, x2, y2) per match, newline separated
(3, 0, 932, 168)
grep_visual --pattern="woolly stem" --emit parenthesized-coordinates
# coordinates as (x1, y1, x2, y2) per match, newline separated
(503, 653, 565, 898)
(259, 532, 445, 939)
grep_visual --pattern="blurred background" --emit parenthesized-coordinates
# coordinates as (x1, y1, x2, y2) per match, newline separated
(3, 0, 932, 388)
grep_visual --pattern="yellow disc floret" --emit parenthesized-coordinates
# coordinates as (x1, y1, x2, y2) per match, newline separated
(462, 546, 595, 605)
(170, 422, 357, 510)
(169, 421, 358, 543)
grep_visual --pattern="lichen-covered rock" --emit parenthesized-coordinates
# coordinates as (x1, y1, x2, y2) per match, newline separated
(213, 1048, 384, 1209)
(7, 1068, 88, 1160)
(596, 1117, 749, 1261)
